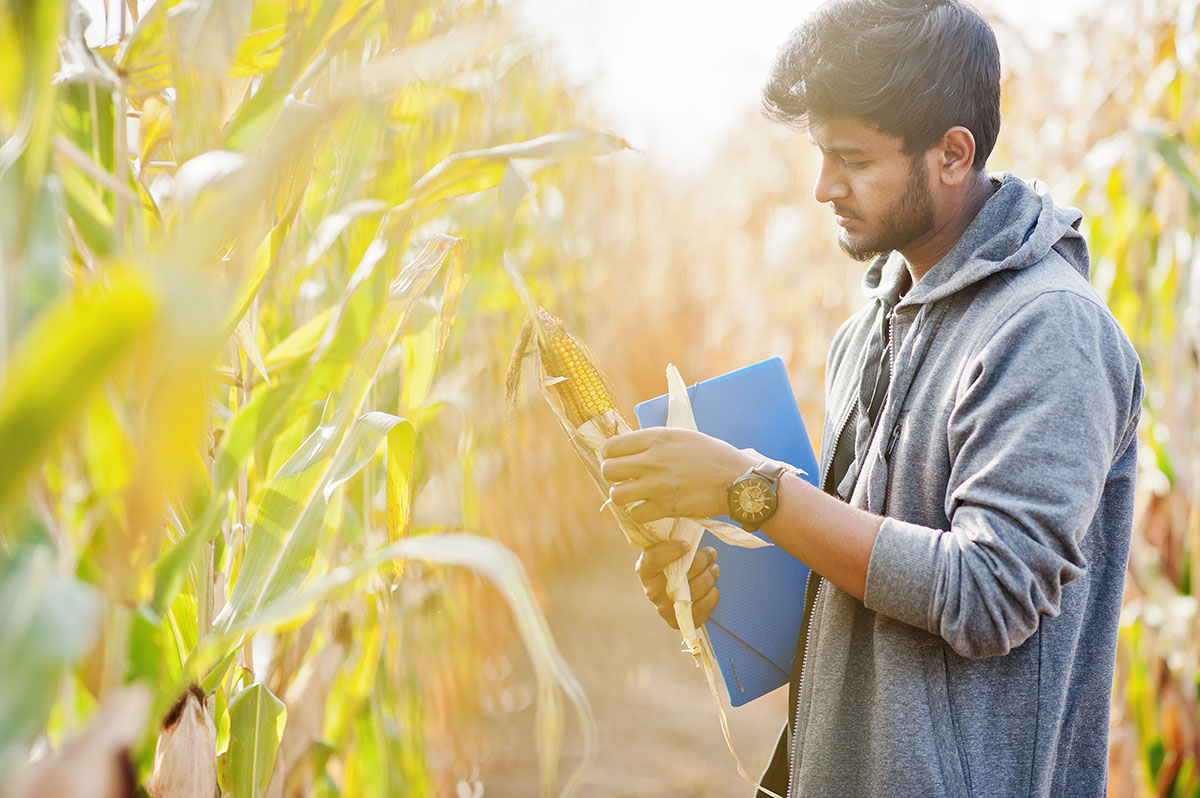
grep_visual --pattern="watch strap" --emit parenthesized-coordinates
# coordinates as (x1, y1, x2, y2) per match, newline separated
(750, 460, 788, 487)
(727, 459, 788, 532)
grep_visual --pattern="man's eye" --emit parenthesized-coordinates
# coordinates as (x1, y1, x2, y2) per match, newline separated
(843, 159, 866, 170)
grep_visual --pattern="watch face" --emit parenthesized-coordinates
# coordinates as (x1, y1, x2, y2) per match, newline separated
(732, 476, 776, 522)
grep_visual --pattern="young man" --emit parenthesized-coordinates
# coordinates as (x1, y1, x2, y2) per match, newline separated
(599, 1, 1143, 796)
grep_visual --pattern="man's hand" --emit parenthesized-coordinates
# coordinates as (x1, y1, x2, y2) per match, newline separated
(601, 427, 756, 523)
(635, 539, 720, 630)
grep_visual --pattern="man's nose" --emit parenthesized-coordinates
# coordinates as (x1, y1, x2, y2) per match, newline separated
(813, 161, 848, 204)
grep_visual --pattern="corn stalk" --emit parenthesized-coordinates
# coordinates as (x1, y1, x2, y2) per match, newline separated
(0, 0, 626, 794)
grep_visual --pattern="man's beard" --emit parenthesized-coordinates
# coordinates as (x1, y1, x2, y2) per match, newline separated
(839, 159, 935, 262)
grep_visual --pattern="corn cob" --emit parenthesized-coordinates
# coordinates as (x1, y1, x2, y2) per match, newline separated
(513, 308, 784, 798)
(538, 309, 625, 435)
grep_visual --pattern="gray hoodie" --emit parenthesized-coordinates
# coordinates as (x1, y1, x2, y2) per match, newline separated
(759, 174, 1144, 797)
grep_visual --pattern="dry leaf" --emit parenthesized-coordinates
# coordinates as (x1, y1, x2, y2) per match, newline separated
(145, 685, 217, 798)
(10, 686, 151, 798)
(273, 638, 346, 797)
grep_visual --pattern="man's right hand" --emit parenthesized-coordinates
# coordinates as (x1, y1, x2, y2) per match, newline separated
(635, 539, 720, 630)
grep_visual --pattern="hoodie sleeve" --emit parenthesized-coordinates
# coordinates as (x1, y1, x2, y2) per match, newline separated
(862, 289, 1142, 659)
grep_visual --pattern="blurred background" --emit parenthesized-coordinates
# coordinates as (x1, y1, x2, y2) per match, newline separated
(1, 0, 1198, 796)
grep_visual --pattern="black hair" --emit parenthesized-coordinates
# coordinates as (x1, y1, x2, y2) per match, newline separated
(762, 0, 1001, 169)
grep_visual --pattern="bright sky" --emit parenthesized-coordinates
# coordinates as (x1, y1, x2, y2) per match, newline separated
(509, 0, 1088, 174)
(82, 0, 1088, 174)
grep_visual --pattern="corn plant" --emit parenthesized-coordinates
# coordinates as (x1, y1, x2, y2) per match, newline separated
(0, 0, 626, 795)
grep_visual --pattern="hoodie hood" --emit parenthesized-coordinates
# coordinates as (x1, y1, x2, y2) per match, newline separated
(863, 173, 1088, 307)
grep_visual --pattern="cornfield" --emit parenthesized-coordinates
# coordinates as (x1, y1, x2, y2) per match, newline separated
(4, 0, 1200, 796)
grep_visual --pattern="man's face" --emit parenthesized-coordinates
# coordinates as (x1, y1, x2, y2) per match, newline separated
(808, 116, 935, 262)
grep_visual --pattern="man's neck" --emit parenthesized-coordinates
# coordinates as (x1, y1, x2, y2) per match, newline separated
(900, 172, 997, 284)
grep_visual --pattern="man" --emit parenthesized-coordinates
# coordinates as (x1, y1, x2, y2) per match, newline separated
(599, 1, 1143, 796)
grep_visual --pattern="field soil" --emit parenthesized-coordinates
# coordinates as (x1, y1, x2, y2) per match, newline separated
(472, 530, 789, 797)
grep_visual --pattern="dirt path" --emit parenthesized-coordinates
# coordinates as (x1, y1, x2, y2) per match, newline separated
(473, 532, 789, 797)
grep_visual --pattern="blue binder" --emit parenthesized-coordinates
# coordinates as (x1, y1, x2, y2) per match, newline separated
(634, 357, 817, 707)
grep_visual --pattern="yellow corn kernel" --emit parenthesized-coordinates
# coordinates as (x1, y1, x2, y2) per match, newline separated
(538, 310, 624, 431)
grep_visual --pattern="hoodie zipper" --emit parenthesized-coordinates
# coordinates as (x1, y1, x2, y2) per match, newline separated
(786, 574, 824, 797)
(786, 328, 868, 796)
(879, 304, 953, 513)
(787, 302, 893, 796)
(878, 309, 898, 499)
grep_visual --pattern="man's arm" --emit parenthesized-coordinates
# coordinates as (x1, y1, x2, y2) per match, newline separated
(604, 293, 1142, 658)
(600, 429, 883, 601)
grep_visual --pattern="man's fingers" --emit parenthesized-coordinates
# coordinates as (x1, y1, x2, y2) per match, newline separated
(602, 430, 657, 460)
(687, 547, 716, 580)
(692, 587, 720, 627)
(689, 559, 719, 599)
(637, 542, 720, 633)
(629, 499, 673, 524)
(600, 453, 648, 484)
(636, 539, 690, 577)
(609, 480, 649, 507)
(642, 571, 667, 603)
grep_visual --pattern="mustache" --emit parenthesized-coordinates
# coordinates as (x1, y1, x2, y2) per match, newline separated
(831, 205, 858, 219)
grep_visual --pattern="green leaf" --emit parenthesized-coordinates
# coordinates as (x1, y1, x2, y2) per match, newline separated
(126, 604, 167, 685)
(222, 229, 277, 337)
(59, 165, 119, 257)
(115, 0, 188, 97)
(162, 232, 466, 681)
(215, 411, 408, 633)
(223, 0, 369, 152)
(264, 308, 335, 370)
(226, 682, 287, 798)
(17, 174, 68, 329)
(0, 545, 102, 779)
(230, 0, 289, 76)
(55, 82, 115, 175)
(167, 0, 252, 159)
(408, 129, 632, 209)
(228, 533, 597, 798)
(83, 391, 135, 497)
(1146, 129, 1200, 206)
(0, 273, 155, 507)
(341, 18, 503, 101)
(304, 199, 388, 268)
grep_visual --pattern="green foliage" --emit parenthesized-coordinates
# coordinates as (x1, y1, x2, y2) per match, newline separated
(0, 544, 101, 776)
(0, 0, 621, 794)
(225, 682, 286, 798)
(1048, 4, 1200, 794)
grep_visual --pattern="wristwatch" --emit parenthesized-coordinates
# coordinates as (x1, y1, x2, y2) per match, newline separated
(726, 460, 788, 532)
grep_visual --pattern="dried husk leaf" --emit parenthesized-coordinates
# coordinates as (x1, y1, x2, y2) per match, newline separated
(145, 685, 217, 798)
(270, 639, 346, 797)
(519, 317, 784, 797)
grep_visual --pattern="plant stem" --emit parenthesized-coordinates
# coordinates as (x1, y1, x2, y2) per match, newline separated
(112, 82, 128, 251)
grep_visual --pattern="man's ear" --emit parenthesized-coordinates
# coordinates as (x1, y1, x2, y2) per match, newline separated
(935, 126, 977, 186)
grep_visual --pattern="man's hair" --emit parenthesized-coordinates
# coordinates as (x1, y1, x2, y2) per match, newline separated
(762, 0, 1001, 169)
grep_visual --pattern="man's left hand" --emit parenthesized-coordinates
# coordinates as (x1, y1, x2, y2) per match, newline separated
(600, 428, 757, 523)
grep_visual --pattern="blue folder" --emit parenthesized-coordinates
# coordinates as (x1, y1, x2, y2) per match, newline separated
(634, 357, 818, 707)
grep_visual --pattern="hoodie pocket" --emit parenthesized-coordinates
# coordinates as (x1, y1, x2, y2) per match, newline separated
(924, 645, 974, 798)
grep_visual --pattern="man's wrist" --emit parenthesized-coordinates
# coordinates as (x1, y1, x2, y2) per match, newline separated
(726, 458, 788, 531)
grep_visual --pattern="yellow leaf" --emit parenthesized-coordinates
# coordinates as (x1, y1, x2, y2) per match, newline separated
(140, 95, 173, 166)
(233, 315, 271, 387)
(386, 419, 416, 580)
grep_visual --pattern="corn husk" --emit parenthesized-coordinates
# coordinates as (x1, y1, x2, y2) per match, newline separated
(145, 685, 218, 798)
(512, 309, 784, 798)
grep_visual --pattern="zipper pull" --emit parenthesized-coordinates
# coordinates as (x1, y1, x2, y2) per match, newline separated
(885, 421, 902, 461)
